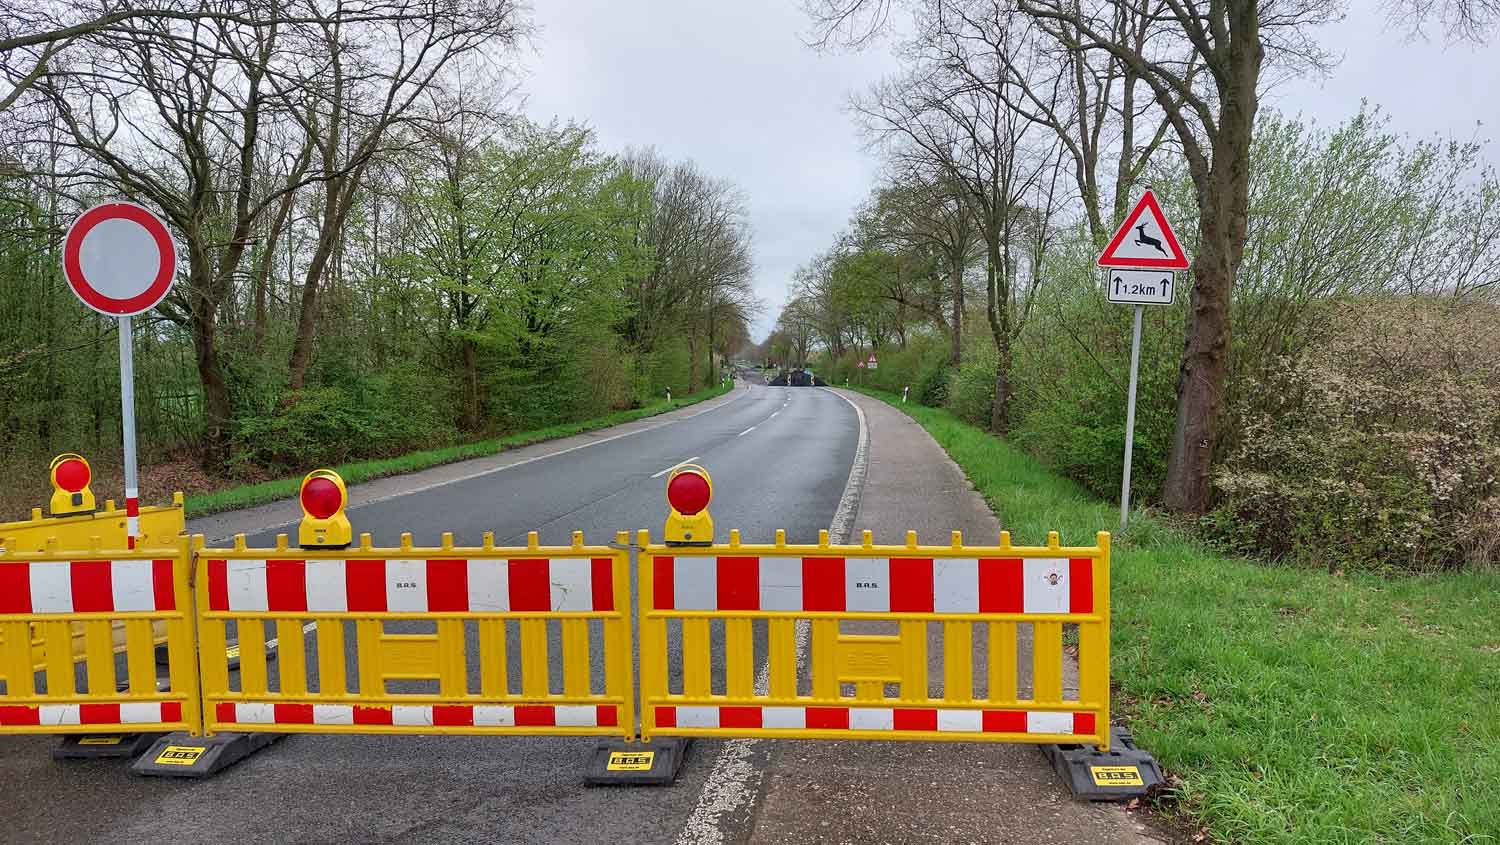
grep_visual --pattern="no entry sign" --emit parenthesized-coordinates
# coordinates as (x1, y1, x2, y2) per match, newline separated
(60, 200, 178, 548)
(62, 202, 177, 315)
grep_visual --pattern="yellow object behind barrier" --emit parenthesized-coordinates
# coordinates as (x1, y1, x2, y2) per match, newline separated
(638, 527, 1111, 750)
(0, 537, 202, 735)
(194, 530, 634, 738)
(0, 495, 185, 675)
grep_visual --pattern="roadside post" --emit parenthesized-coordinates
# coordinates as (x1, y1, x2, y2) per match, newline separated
(1096, 188, 1190, 532)
(61, 202, 178, 549)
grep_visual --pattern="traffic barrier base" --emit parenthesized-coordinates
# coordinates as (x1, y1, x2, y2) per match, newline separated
(132, 731, 285, 778)
(53, 731, 161, 759)
(583, 737, 693, 786)
(1041, 726, 1165, 801)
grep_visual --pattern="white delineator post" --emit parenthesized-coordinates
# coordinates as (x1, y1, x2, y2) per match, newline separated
(1119, 305, 1143, 533)
(118, 316, 140, 548)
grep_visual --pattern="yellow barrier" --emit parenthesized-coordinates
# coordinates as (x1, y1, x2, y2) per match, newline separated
(195, 530, 635, 737)
(0, 495, 184, 676)
(638, 528, 1111, 750)
(0, 537, 202, 735)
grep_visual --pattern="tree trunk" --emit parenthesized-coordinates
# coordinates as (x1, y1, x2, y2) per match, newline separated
(949, 259, 964, 366)
(984, 244, 1011, 434)
(459, 336, 481, 433)
(1161, 45, 1259, 513)
(192, 285, 232, 466)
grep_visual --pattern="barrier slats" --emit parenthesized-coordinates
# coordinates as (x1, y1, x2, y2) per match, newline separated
(195, 533, 633, 738)
(0, 542, 201, 736)
(638, 530, 1112, 750)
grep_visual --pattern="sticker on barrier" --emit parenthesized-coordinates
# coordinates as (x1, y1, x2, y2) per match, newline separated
(0, 539, 201, 736)
(637, 527, 1111, 750)
(194, 530, 635, 738)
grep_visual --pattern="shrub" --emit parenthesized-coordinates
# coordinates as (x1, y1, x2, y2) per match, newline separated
(947, 344, 996, 426)
(1207, 299, 1500, 573)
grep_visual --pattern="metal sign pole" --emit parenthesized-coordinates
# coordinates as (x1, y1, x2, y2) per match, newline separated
(1119, 304, 1143, 533)
(118, 315, 140, 549)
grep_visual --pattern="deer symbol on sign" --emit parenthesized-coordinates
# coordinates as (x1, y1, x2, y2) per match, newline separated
(1134, 224, 1167, 257)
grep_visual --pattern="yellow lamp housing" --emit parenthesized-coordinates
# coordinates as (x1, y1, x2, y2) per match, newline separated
(663, 465, 714, 546)
(298, 468, 352, 549)
(49, 453, 97, 516)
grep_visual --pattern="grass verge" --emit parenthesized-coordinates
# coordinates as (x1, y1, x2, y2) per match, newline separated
(855, 387, 1500, 844)
(185, 383, 735, 518)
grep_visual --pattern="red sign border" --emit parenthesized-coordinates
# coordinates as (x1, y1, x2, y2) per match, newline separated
(62, 202, 177, 316)
(1096, 190, 1190, 270)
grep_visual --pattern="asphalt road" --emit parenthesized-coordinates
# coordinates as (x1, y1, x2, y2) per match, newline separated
(0, 381, 861, 844)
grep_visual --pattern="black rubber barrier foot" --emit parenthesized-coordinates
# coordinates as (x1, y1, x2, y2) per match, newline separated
(130, 731, 285, 779)
(1040, 725, 1166, 801)
(54, 733, 161, 760)
(583, 738, 692, 786)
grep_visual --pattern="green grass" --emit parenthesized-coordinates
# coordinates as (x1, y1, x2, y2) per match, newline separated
(856, 387, 1500, 844)
(185, 382, 734, 518)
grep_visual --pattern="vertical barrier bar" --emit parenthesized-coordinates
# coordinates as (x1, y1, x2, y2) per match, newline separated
(560, 619, 589, 698)
(900, 620, 927, 701)
(356, 621, 383, 697)
(942, 621, 972, 702)
(239, 620, 268, 696)
(437, 619, 466, 698)
(1, 622, 34, 698)
(519, 619, 548, 697)
(478, 620, 507, 698)
(125, 619, 154, 693)
(811, 619, 838, 699)
(767, 618, 796, 698)
(682, 619, 711, 698)
(277, 619, 307, 697)
(83, 622, 115, 694)
(1033, 621, 1064, 704)
(725, 618, 753, 698)
(40, 621, 73, 697)
(988, 622, 1018, 703)
(317, 620, 347, 696)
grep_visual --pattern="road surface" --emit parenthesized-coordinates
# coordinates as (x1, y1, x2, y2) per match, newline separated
(0, 382, 865, 844)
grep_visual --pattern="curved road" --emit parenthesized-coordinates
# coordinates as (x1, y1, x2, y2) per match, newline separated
(0, 383, 860, 844)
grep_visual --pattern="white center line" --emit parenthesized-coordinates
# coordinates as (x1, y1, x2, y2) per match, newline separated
(770, 411, 779, 418)
(737, 425, 757, 437)
(651, 456, 702, 478)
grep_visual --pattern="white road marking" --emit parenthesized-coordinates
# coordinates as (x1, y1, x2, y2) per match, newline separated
(675, 388, 870, 845)
(769, 411, 779, 418)
(651, 456, 703, 479)
(736, 426, 756, 437)
(261, 621, 318, 650)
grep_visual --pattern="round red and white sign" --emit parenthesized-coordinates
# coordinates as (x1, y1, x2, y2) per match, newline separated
(62, 202, 178, 316)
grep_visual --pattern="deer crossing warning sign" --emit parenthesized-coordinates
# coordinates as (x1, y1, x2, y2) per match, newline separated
(1096, 189, 1189, 272)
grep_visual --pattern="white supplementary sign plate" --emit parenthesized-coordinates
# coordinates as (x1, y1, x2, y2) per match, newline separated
(1104, 268, 1176, 306)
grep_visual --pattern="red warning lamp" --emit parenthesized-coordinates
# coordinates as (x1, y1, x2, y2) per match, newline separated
(663, 465, 714, 546)
(301, 476, 343, 519)
(49, 453, 97, 515)
(298, 469, 351, 548)
(667, 471, 711, 516)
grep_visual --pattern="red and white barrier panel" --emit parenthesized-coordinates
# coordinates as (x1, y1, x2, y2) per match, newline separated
(0, 702, 184, 726)
(654, 705, 1096, 736)
(213, 702, 618, 728)
(0, 560, 177, 614)
(205, 557, 617, 614)
(652, 556, 1096, 614)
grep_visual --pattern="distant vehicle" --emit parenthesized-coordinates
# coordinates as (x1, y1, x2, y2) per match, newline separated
(768, 368, 824, 387)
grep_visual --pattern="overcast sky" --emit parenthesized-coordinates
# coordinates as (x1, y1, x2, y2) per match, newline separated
(518, 2, 1499, 340)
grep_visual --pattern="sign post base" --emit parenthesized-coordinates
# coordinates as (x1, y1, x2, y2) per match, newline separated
(583, 737, 692, 786)
(1040, 726, 1165, 801)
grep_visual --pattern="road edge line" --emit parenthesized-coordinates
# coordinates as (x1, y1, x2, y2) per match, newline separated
(673, 386, 869, 845)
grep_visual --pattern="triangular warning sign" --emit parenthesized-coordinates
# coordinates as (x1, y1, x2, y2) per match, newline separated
(1097, 190, 1190, 269)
